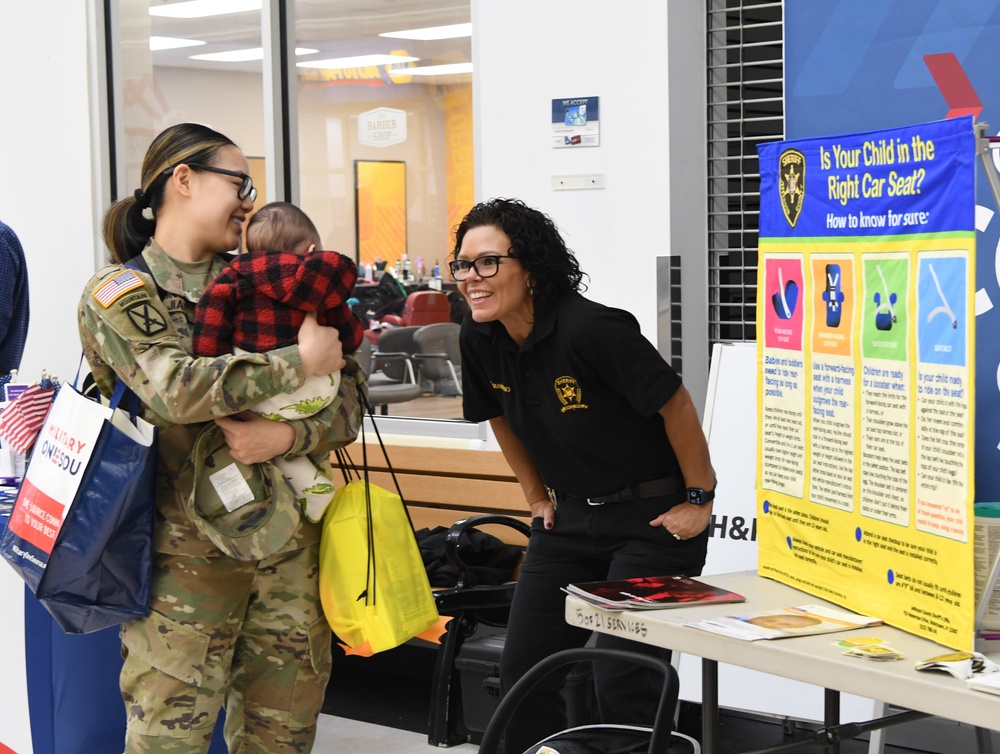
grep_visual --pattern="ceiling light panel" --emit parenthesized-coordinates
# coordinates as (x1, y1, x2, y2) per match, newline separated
(190, 47, 264, 62)
(188, 47, 318, 62)
(150, 36, 206, 51)
(390, 62, 473, 76)
(379, 23, 472, 41)
(297, 54, 419, 70)
(149, 0, 262, 19)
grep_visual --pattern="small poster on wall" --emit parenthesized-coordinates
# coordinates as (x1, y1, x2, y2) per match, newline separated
(552, 96, 600, 148)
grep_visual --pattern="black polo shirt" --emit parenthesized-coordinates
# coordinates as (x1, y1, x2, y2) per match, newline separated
(461, 291, 683, 498)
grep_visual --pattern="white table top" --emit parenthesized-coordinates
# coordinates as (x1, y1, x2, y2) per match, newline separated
(564, 570, 1000, 732)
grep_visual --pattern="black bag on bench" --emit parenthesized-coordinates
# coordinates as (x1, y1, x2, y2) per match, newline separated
(416, 525, 522, 587)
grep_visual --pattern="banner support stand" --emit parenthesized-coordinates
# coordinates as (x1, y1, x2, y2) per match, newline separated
(975, 122, 1000, 210)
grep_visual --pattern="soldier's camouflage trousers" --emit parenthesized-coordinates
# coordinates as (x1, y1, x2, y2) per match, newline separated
(119, 545, 332, 753)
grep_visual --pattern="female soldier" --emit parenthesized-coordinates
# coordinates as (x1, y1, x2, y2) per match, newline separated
(78, 123, 361, 753)
(453, 198, 716, 752)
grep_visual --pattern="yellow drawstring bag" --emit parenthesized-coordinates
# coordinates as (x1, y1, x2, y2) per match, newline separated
(318, 409, 438, 655)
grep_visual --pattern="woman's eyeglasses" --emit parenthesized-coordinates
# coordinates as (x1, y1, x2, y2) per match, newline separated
(161, 163, 257, 202)
(449, 254, 515, 281)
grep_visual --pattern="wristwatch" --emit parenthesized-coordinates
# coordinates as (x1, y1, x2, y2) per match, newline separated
(687, 487, 716, 506)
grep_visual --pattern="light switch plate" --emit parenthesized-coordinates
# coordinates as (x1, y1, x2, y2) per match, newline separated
(551, 174, 606, 190)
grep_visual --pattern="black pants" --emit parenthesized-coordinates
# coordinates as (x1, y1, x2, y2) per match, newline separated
(499, 492, 708, 754)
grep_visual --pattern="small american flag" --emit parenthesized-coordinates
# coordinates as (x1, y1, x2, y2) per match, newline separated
(0, 383, 57, 455)
(93, 269, 143, 307)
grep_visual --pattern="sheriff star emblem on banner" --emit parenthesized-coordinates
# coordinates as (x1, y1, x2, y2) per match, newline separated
(779, 148, 805, 228)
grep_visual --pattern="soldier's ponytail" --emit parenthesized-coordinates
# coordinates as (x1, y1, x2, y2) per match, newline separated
(103, 194, 155, 265)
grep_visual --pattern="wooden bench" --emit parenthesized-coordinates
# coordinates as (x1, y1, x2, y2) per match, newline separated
(341, 442, 531, 542)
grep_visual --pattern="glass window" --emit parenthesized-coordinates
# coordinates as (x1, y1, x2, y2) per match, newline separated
(115, 1, 473, 424)
(121, 0, 265, 204)
(294, 1, 473, 421)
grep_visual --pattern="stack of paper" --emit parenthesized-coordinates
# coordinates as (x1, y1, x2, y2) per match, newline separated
(967, 671, 1000, 695)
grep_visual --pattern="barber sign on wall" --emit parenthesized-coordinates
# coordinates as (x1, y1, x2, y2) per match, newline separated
(358, 107, 407, 148)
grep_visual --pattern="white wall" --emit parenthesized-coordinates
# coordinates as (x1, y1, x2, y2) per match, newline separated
(475, 1, 668, 331)
(1, 2, 106, 385)
(0, 2, 105, 751)
(474, 0, 710, 407)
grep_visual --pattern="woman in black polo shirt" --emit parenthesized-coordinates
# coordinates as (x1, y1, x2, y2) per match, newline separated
(452, 198, 717, 752)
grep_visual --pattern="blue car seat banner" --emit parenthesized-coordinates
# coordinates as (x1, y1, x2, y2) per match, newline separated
(759, 117, 975, 239)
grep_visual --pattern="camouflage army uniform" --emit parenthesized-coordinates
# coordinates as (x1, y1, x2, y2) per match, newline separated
(78, 240, 364, 754)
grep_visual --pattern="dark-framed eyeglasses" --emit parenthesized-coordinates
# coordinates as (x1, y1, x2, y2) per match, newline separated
(162, 163, 257, 202)
(449, 254, 515, 281)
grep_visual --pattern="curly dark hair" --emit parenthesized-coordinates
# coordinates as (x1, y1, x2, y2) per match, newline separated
(451, 198, 586, 316)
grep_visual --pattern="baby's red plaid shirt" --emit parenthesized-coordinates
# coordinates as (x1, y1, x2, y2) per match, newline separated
(192, 249, 364, 357)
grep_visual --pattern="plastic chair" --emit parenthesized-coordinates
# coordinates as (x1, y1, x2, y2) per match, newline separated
(478, 647, 701, 754)
(356, 338, 421, 415)
(371, 325, 421, 384)
(427, 514, 531, 747)
(412, 322, 462, 396)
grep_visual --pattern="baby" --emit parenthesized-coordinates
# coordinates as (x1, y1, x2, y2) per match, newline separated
(192, 202, 363, 521)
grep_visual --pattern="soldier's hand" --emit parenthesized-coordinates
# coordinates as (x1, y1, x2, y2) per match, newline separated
(298, 311, 346, 377)
(215, 412, 295, 464)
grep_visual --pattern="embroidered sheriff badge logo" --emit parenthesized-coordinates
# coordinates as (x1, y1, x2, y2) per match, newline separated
(554, 376, 588, 412)
(779, 148, 805, 228)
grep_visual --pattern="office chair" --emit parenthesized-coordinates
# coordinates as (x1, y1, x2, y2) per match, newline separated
(412, 322, 462, 396)
(380, 289, 451, 327)
(356, 338, 421, 415)
(372, 325, 421, 384)
(402, 290, 452, 325)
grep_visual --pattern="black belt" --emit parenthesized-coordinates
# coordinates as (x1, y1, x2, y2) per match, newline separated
(559, 477, 681, 506)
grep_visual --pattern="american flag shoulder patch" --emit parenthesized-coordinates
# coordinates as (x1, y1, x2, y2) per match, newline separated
(93, 269, 144, 308)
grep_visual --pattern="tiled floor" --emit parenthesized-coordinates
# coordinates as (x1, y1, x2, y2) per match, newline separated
(313, 714, 478, 753)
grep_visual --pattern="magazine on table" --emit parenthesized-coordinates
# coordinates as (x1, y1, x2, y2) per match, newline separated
(687, 604, 882, 640)
(563, 575, 746, 611)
